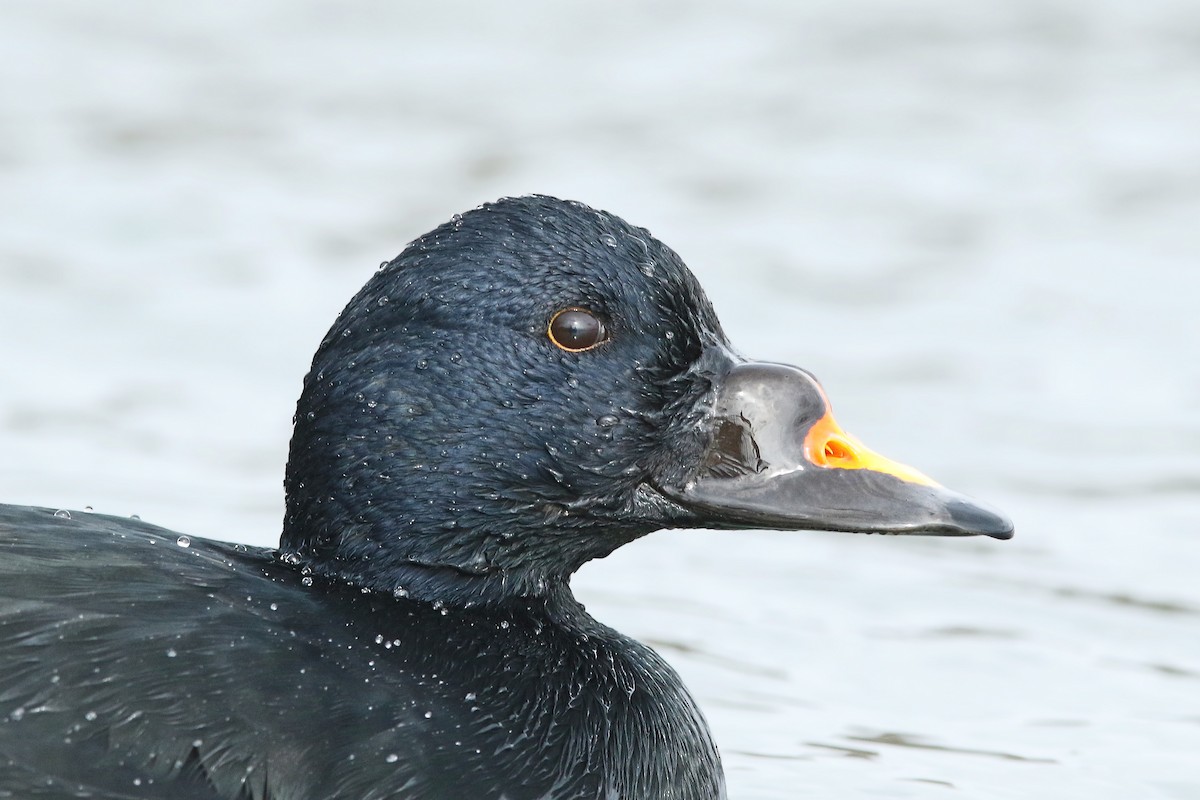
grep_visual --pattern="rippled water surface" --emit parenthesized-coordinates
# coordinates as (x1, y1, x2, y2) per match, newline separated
(2, 2, 1198, 797)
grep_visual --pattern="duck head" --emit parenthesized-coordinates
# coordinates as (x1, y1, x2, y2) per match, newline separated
(282, 196, 1012, 604)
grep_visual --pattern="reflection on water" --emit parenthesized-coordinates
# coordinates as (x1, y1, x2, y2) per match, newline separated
(2, 1, 1199, 798)
(840, 731, 1058, 764)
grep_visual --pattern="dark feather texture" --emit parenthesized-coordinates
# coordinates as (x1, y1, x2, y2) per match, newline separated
(0, 195, 1013, 797)
(0, 507, 722, 799)
(280, 195, 728, 604)
(1, 196, 733, 799)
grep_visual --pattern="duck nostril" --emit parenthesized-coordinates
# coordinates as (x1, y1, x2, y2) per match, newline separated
(821, 438, 856, 466)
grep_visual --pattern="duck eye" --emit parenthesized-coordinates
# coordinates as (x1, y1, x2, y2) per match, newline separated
(548, 308, 608, 352)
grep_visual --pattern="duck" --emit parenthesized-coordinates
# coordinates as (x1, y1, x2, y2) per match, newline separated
(0, 195, 1012, 800)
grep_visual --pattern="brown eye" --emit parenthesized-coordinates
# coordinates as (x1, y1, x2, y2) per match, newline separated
(548, 308, 608, 352)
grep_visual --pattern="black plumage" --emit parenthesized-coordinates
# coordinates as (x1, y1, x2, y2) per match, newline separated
(0, 195, 1011, 799)
(0, 507, 718, 799)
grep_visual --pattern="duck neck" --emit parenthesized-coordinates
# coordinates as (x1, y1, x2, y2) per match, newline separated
(281, 547, 592, 613)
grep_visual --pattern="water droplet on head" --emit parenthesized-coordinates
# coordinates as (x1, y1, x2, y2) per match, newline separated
(392, 586, 409, 599)
(83, 506, 94, 513)
(130, 514, 141, 520)
(9, 707, 25, 721)
(385, 753, 399, 763)
(165, 648, 177, 658)
(664, 331, 674, 340)
(84, 711, 97, 722)
(639, 261, 656, 277)
(377, 296, 390, 306)
(301, 576, 314, 587)
(176, 536, 191, 548)
(53, 509, 71, 520)
(600, 233, 618, 248)
(596, 414, 619, 428)
(415, 359, 428, 370)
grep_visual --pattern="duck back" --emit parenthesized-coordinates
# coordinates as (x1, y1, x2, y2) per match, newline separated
(0, 505, 724, 799)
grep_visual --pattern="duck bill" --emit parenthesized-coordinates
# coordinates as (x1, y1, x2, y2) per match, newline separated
(661, 361, 1013, 539)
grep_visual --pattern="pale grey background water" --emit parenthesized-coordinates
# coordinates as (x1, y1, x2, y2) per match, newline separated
(2, 2, 1198, 797)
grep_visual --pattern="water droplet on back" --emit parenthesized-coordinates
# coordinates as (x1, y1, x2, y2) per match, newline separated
(176, 536, 191, 548)
(53, 509, 71, 519)
(600, 233, 618, 248)
(596, 414, 619, 428)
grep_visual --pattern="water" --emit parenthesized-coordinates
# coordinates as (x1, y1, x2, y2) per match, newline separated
(2, 2, 1198, 797)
